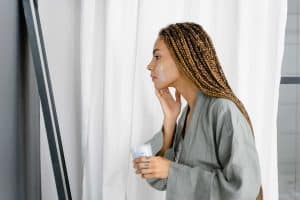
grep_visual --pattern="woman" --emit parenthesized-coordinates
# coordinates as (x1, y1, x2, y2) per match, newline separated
(132, 22, 263, 200)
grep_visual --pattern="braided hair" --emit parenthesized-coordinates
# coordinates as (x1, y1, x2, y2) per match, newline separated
(158, 22, 263, 200)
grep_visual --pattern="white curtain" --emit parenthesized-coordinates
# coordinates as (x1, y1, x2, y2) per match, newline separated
(39, 0, 287, 200)
(80, 1, 287, 200)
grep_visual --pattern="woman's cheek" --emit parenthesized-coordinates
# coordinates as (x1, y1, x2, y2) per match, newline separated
(156, 65, 167, 82)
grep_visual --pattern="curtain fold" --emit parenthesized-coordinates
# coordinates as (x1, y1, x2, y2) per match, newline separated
(78, 0, 287, 200)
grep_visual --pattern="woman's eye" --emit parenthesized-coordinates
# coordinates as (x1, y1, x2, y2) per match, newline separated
(154, 55, 160, 60)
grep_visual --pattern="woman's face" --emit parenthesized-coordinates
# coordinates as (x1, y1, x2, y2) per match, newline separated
(147, 37, 180, 89)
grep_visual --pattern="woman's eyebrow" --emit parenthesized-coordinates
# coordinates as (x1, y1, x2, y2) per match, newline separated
(152, 48, 160, 55)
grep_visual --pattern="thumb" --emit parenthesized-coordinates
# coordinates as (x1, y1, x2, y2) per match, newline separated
(175, 90, 181, 104)
(155, 88, 161, 97)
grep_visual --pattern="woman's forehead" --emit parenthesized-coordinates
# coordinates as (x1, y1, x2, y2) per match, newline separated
(153, 38, 166, 52)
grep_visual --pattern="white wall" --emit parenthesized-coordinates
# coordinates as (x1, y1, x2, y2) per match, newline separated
(0, 0, 22, 199)
(277, 0, 300, 199)
(38, 1, 82, 199)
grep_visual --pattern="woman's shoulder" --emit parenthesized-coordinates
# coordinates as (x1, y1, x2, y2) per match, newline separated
(209, 96, 237, 112)
(208, 96, 245, 124)
(207, 96, 254, 141)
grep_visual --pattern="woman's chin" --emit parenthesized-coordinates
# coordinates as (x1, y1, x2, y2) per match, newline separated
(153, 84, 162, 90)
(154, 83, 170, 90)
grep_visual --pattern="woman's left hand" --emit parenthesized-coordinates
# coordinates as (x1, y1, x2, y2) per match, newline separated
(133, 156, 171, 179)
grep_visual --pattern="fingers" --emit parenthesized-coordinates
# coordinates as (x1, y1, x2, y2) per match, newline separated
(154, 88, 163, 98)
(133, 156, 152, 169)
(133, 156, 152, 164)
(155, 89, 161, 98)
(175, 89, 181, 104)
(155, 88, 171, 97)
(134, 161, 155, 179)
(133, 160, 151, 170)
(141, 173, 155, 179)
(160, 88, 170, 95)
(135, 168, 153, 175)
(132, 156, 162, 179)
(133, 157, 154, 177)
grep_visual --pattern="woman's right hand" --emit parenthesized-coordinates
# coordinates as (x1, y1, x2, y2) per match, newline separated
(155, 88, 181, 121)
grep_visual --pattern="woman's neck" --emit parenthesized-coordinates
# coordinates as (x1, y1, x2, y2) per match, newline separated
(172, 76, 200, 111)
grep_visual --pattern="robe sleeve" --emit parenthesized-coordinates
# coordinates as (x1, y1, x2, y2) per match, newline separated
(165, 104, 262, 200)
(143, 124, 177, 191)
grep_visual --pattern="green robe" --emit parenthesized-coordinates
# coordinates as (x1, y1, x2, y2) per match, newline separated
(144, 90, 261, 200)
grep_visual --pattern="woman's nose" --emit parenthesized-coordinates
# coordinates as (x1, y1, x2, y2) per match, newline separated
(146, 64, 153, 71)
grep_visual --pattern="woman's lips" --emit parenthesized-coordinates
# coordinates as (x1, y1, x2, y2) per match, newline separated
(151, 75, 157, 80)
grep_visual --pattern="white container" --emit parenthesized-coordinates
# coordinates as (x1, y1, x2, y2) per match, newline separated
(131, 144, 153, 159)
